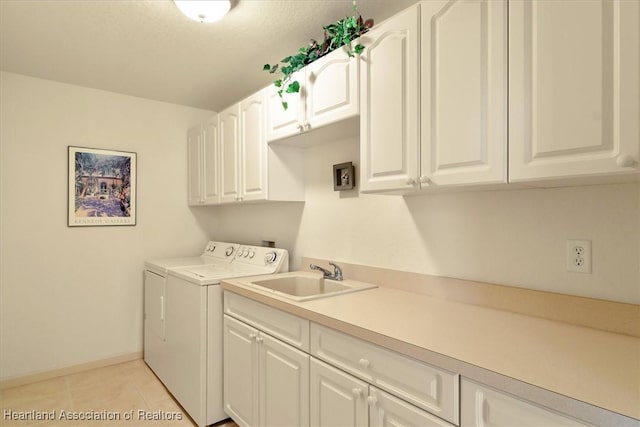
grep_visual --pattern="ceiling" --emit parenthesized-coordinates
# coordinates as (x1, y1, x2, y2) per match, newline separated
(0, 0, 418, 112)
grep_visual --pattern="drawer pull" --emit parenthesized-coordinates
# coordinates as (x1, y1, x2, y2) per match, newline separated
(352, 388, 363, 397)
(359, 358, 371, 368)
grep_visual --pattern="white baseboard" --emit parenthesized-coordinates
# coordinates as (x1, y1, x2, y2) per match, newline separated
(0, 351, 143, 390)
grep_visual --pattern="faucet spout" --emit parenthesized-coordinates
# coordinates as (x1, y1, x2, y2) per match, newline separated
(310, 263, 343, 281)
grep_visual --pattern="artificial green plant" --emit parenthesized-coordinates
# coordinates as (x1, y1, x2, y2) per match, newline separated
(263, 0, 373, 110)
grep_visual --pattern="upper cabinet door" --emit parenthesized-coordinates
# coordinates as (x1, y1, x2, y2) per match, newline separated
(306, 48, 359, 130)
(219, 104, 241, 203)
(240, 90, 268, 202)
(187, 125, 203, 205)
(359, 4, 420, 193)
(202, 116, 220, 204)
(266, 70, 305, 141)
(509, 0, 640, 182)
(420, 0, 507, 187)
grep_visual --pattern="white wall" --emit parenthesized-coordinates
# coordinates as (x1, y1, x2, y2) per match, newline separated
(1, 72, 638, 381)
(0, 72, 216, 380)
(213, 136, 640, 304)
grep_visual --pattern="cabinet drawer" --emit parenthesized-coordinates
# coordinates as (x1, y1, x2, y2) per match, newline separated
(224, 292, 309, 351)
(311, 323, 459, 425)
(461, 379, 591, 427)
(371, 387, 456, 427)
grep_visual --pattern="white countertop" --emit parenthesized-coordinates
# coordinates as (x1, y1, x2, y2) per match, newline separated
(222, 272, 640, 421)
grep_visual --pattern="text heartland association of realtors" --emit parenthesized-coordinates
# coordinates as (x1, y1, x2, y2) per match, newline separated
(3, 409, 183, 421)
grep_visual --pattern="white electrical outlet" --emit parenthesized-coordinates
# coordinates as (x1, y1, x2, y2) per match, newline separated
(566, 239, 591, 273)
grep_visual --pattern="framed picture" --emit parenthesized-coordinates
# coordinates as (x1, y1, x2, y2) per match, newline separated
(68, 146, 137, 227)
(333, 161, 355, 191)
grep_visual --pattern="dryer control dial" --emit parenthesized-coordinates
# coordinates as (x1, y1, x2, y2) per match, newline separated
(225, 246, 235, 257)
(264, 251, 277, 265)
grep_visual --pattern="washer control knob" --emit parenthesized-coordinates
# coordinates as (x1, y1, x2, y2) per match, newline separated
(264, 251, 277, 265)
(249, 250, 256, 259)
(225, 246, 235, 257)
(244, 250, 250, 258)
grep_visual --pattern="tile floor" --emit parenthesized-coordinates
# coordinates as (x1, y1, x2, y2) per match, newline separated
(0, 359, 238, 427)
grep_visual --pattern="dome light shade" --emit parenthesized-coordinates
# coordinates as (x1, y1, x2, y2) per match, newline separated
(174, 1, 231, 23)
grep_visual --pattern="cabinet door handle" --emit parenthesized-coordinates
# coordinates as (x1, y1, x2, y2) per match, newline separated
(405, 178, 417, 186)
(303, 122, 311, 131)
(256, 336, 263, 343)
(352, 388, 363, 397)
(358, 358, 370, 368)
(617, 154, 637, 168)
(249, 333, 257, 340)
(419, 175, 431, 184)
(367, 396, 378, 406)
(297, 124, 304, 132)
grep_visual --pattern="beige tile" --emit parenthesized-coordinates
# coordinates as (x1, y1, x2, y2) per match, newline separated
(0, 378, 67, 410)
(1, 360, 237, 427)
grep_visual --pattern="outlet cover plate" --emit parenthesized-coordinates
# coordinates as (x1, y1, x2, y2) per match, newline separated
(566, 239, 592, 274)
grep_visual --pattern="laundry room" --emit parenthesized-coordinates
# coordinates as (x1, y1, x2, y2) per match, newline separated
(1, 1, 639, 427)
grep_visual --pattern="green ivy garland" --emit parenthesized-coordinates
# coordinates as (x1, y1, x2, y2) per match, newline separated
(263, 0, 373, 110)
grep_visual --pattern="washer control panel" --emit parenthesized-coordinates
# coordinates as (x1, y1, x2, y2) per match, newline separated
(233, 245, 288, 272)
(202, 241, 240, 261)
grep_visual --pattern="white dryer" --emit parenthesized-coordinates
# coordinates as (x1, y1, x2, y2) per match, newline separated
(146, 244, 288, 427)
(143, 241, 239, 384)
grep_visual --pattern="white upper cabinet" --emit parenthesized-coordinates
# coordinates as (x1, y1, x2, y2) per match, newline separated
(361, 1, 507, 193)
(509, 0, 640, 183)
(219, 103, 241, 203)
(239, 91, 268, 202)
(203, 117, 220, 203)
(220, 90, 268, 203)
(187, 124, 204, 205)
(305, 47, 359, 130)
(267, 70, 306, 141)
(187, 116, 220, 205)
(359, 4, 420, 193)
(420, 0, 507, 188)
(267, 47, 359, 143)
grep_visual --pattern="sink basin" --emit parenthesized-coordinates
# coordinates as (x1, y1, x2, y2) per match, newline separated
(246, 274, 376, 301)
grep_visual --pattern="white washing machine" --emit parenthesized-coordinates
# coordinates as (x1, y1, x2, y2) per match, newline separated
(145, 243, 288, 427)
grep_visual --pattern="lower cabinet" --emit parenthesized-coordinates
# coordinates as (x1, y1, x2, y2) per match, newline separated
(223, 314, 310, 427)
(460, 379, 592, 427)
(223, 292, 611, 427)
(310, 358, 455, 427)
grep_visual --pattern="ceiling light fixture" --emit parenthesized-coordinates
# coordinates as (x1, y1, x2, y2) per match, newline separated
(174, 0, 231, 23)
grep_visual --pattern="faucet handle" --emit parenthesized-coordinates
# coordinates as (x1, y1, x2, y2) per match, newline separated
(329, 262, 343, 281)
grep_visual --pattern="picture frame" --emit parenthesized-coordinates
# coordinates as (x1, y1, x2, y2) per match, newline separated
(68, 146, 137, 227)
(333, 161, 355, 191)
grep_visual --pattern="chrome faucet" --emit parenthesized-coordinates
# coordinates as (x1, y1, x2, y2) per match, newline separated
(310, 262, 343, 281)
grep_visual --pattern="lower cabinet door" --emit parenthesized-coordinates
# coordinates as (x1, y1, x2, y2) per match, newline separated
(260, 333, 310, 427)
(223, 315, 259, 427)
(310, 358, 369, 427)
(461, 379, 592, 427)
(369, 387, 455, 427)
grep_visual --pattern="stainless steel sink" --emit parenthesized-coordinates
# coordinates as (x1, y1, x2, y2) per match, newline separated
(246, 273, 376, 301)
